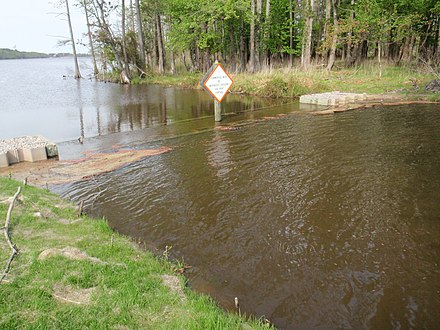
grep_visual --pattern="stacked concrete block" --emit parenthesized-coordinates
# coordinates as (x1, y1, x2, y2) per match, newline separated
(0, 136, 58, 168)
(299, 92, 368, 106)
(7, 150, 20, 164)
(22, 147, 48, 162)
(0, 153, 8, 168)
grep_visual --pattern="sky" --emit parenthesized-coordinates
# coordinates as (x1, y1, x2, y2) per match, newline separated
(0, 0, 89, 54)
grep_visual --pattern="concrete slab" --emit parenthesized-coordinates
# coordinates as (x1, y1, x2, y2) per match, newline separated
(22, 147, 47, 162)
(7, 150, 20, 164)
(300, 92, 369, 106)
(0, 152, 8, 168)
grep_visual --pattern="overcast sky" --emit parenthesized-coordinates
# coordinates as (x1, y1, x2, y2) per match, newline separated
(0, 0, 89, 54)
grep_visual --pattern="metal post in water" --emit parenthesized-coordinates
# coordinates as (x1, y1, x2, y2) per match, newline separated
(214, 99, 222, 122)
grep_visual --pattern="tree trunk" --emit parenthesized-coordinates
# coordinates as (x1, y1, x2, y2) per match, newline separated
(345, 0, 355, 67)
(239, 21, 246, 72)
(256, 0, 262, 70)
(156, 14, 165, 74)
(378, 41, 382, 79)
(263, 0, 271, 70)
(326, 0, 338, 71)
(289, 0, 293, 69)
(229, 23, 236, 72)
(65, 0, 81, 79)
(249, 0, 256, 72)
(301, 0, 314, 70)
(135, 0, 146, 70)
(170, 49, 176, 74)
(323, 0, 331, 64)
(121, 0, 130, 81)
(83, 0, 98, 77)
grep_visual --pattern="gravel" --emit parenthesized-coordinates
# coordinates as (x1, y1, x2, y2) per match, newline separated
(0, 136, 50, 154)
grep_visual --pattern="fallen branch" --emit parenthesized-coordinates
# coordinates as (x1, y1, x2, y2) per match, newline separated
(1, 186, 22, 283)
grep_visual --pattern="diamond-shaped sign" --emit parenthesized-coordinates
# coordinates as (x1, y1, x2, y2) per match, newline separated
(202, 63, 233, 103)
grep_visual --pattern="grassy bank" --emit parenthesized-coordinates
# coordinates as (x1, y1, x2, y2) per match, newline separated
(0, 178, 270, 329)
(138, 63, 439, 101)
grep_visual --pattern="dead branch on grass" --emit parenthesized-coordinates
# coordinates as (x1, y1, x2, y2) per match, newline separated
(1, 186, 22, 283)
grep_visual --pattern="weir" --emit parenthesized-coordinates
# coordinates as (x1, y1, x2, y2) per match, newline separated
(0, 136, 58, 168)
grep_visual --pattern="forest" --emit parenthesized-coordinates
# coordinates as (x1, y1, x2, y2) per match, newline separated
(65, 0, 440, 81)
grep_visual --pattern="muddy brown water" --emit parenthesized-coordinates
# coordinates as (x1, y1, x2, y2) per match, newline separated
(2, 58, 440, 329)
(54, 104, 440, 329)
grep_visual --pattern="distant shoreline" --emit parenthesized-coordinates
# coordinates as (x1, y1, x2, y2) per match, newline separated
(0, 48, 89, 60)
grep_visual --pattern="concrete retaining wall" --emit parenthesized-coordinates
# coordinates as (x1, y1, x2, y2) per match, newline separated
(299, 92, 367, 106)
(0, 136, 58, 168)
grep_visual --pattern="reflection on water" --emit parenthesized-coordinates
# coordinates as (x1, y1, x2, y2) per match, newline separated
(0, 57, 285, 142)
(54, 104, 440, 329)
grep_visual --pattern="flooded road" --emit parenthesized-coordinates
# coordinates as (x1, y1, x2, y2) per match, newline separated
(55, 104, 440, 329)
(2, 58, 440, 329)
(0, 57, 284, 143)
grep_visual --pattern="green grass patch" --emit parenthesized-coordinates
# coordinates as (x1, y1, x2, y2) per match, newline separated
(137, 63, 437, 99)
(0, 178, 272, 329)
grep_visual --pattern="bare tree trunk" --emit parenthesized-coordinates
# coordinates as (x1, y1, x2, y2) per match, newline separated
(135, 0, 146, 69)
(83, 0, 98, 77)
(326, 0, 338, 71)
(301, 0, 314, 70)
(66, 0, 81, 79)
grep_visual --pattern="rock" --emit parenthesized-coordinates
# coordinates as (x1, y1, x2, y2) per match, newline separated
(425, 80, 440, 92)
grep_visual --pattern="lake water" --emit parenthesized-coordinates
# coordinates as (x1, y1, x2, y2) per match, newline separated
(0, 57, 284, 144)
(2, 58, 440, 329)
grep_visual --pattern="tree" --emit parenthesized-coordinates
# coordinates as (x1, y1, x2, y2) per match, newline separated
(301, 0, 315, 70)
(65, 0, 81, 78)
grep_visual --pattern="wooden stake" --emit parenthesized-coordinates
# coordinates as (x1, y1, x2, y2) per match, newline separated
(78, 201, 84, 217)
(234, 296, 240, 315)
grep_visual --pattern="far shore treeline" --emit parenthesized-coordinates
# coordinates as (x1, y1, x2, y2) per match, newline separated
(0, 48, 50, 60)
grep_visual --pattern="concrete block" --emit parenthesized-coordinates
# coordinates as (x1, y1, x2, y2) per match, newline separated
(17, 148, 25, 162)
(299, 95, 313, 104)
(7, 150, 20, 164)
(0, 152, 9, 168)
(317, 97, 330, 106)
(45, 143, 59, 158)
(22, 147, 47, 162)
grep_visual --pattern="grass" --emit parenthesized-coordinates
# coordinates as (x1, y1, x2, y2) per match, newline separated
(137, 62, 438, 99)
(0, 177, 271, 329)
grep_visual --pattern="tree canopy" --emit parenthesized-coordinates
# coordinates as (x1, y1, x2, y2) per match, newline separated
(71, 0, 440, 80)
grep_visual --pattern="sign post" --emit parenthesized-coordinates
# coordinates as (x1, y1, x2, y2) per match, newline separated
(200, 61, 233, 122)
